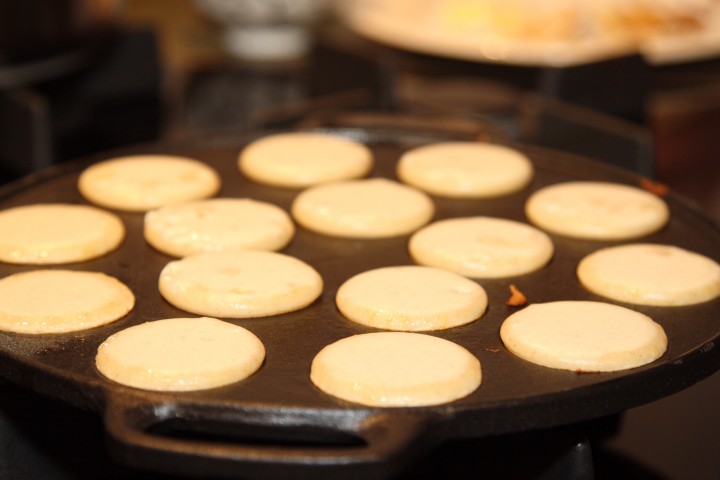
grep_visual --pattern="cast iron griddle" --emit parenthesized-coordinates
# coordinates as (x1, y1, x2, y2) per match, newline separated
(0, 125, 718, 479)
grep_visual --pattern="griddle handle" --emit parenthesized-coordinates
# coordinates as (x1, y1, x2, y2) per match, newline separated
(104, 398, 434, 477)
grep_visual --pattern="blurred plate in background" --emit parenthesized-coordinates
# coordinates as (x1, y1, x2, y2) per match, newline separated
(338, 0, 720, 67)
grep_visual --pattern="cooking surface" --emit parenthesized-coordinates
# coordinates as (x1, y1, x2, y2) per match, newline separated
(0, 126, 717, 477)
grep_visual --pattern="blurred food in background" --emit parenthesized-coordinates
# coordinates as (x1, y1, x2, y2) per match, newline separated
(339, 0, 720, 65)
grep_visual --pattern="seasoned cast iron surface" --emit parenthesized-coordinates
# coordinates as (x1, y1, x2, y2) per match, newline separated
(0, 126, 718, 478)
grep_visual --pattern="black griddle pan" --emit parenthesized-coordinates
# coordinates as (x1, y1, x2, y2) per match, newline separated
(0, 123, 718, 479)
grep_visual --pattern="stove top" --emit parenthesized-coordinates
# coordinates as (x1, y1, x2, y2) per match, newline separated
(0, 6, 718, 477)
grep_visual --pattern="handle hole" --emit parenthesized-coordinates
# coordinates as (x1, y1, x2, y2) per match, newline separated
(146, 418, 367, 449)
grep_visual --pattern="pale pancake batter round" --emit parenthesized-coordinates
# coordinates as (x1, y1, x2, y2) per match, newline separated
(525, 181, 669, 240)
(96, 317, 265, 391)
(239, 132, 373, 188)
(0, 203, 125, 265)
(144, 198, 295, 257)
(0, 270, 134, 334)
(291, 178, 434, 238)
(409, 216, 553, 278)
(159, 251, 323, 318)
(336, 265, 487, 331)
(78, 155, 221, 212)
(500, 301, 667, 372)
(310, 332, 481, 407)
(397, 141, 533, 198)
(577, 243, 720, 306)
